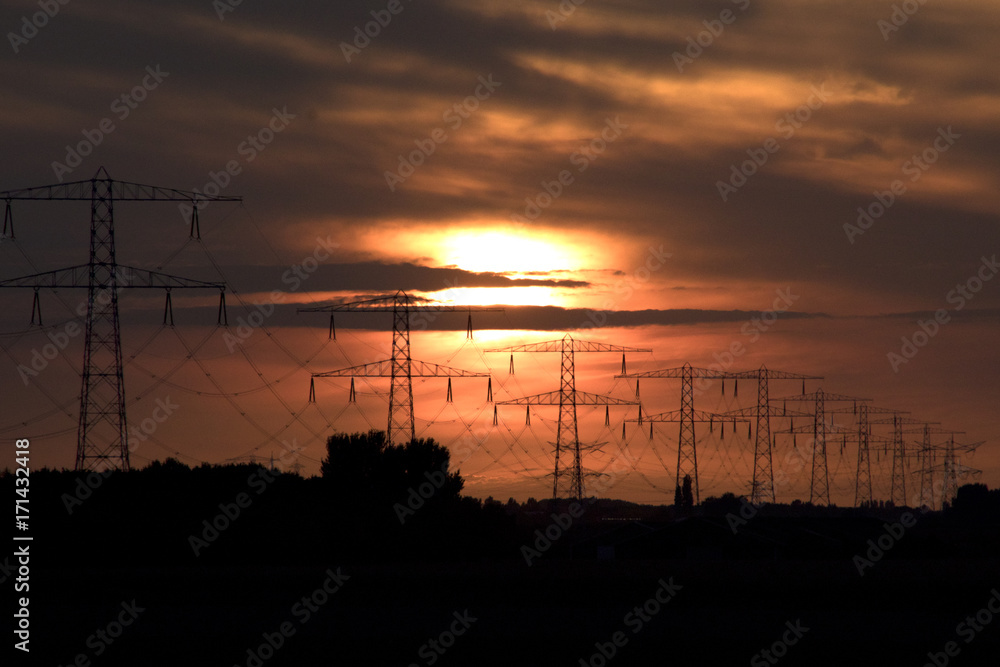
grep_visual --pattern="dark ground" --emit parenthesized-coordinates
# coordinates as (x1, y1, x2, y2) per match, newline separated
(6, 462, 1000, 666)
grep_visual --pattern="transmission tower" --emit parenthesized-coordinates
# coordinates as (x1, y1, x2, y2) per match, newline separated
(903, 425, 965, 509)
(830, 404, 908, 507)
(300, 291, 500, 444)
(774, 389, 868, 506)
(868, 415, 937, 506)
(487, 335, 647, 500)
(717, 366, 820, 504)
(937, 435, 982, 508)
(627, 403, 750, 505)
(616, 363, 763, 505)
(0, 167, 239, 472)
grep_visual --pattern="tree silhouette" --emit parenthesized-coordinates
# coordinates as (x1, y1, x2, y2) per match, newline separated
(320, 430, 463, 505)
(682, 474, 694, 509)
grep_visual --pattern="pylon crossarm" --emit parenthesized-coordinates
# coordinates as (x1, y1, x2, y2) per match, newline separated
(776, 390, 871, 402)
(723, 368, 822, 381)
(775, 421, 853, 435)
(0, 177, 241, 203)
(497, 389, 638, 406)
(924, 462, 981, 473)
(627, 408, 748, 423)
(830, 405, 908, 415)
(615, 365, 733, 379)
(1, 265, 225, 290)
(301, 292, 410, 310)
(869, 417, 938, 426)
(0, 264, 91, 288)
(113, 266, 226, 289)
(313, 358, 488, 378)
(901, 427, 965, 435)
(489, 338, 649, 354)
(298, 291, 502, 314)
(718, 405, 812, 418)
(301, 303, 503, 314)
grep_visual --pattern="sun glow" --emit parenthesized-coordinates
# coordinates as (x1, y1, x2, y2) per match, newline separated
(441, 231, 574, 274)
(431, 286, 559, 307)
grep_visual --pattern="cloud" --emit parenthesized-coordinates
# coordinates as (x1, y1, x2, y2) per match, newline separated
(220, 261, 590, 294)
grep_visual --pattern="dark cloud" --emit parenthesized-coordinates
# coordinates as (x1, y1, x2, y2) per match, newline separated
(220, 261, 590, 293)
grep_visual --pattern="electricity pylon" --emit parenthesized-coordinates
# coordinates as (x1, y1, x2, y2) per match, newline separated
(626, 404, 750, 505)
(487, 334, 648, 500)
(615, 363, 763, 505)
(773, 389, 869, 506)
(869, 415, 937, 506)
(903, 425, 966, 509)
(0, 167, 238, 472)
(936, 435, 982, 508)
(717, 366, 820, 504)
(300, 291, 501, 444)
(830, 404, 908, 507)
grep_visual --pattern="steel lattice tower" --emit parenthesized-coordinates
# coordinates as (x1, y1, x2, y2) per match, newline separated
(719, 366, 819, 504)
(856, 403, 872, 507)
(301, 291, 501, 444)
(0, 168, 239, 471)
(831, 405, 907, 507)
(890, 416, 910, 506)
(868, 415, 936, 506)
(627, 403, 750, 505)
(937, 435, 982, 507)
(488, 335, 647, 500)
(617, 363, 771, 504)
(775, 389, 867, 506)
(904, 425, 966, 509)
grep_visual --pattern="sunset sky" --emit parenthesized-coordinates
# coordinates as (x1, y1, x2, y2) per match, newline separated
(1, 0, 997, 505)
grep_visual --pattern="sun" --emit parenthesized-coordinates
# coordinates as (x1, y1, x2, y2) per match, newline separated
(441, 231, 574, 274)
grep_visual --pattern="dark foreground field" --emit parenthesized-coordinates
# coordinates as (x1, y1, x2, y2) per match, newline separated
(7, 456, 1000, 666)
(25, 557, 1000, 666)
